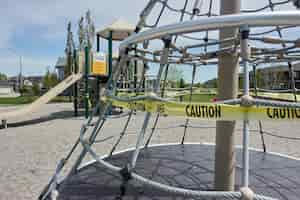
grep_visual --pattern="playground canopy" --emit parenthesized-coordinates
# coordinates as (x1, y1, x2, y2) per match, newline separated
(97, 19, 135, 41)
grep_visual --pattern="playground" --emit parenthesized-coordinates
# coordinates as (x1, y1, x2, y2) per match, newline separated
(2, 0, 300, 200)
(0, 103, 299, 200)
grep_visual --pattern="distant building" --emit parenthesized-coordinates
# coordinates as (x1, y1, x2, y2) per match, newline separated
(249, 63, 300, 89)
(55, 57, 66, 81)
(8, 75, 23, 91)
(9, 75, 43, 90)
(23, 79, 33, 87)
(23, 76, 43, 88)
(0, 80, 19, 97)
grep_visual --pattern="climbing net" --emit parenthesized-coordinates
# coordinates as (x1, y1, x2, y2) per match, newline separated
(40, 1, 300, 200)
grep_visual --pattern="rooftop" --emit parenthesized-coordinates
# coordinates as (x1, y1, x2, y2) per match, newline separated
(97, 19, 135, 41)
(55, 57, 66, 68)
(258, 62, 300, 73)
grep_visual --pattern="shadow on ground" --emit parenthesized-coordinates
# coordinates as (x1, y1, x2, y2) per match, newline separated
(1, 110, 85, 129)
(1, 108, 123, 129)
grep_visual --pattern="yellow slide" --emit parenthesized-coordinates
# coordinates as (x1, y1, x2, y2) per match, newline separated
(0, 73, 82, 121)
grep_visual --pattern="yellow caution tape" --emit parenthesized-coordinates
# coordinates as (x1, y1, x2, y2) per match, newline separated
(106, 97, 300, 121)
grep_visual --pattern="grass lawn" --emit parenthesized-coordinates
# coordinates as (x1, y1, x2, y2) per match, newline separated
(0, 96, 70, 105)
(177, 93, 216, 102)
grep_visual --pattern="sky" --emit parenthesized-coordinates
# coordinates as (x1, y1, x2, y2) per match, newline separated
(0, 0, 149, 77)
(0, 0, 297, 82)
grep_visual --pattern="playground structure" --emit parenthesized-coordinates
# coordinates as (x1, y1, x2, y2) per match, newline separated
(0, 12, 137, 127)
(36, 1, 300, 200)
(0, 15, 88, 128)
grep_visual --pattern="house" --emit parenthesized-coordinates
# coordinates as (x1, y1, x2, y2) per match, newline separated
(0, 80, 19, 97)
(249, 63, 300, 89)
(8, 75, 23, 91)
(55, 57, 67, 81)
(23, 76, 43, 88)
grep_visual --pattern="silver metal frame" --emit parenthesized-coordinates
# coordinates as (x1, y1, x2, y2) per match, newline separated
(120, 11, 300, 50)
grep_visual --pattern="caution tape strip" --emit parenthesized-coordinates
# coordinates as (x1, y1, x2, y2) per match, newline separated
(106, 97, 300, 121)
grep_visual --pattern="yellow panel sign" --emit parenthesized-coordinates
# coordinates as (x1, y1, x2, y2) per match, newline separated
(92, 52, 108, 76)
(104, 96, 300, 121)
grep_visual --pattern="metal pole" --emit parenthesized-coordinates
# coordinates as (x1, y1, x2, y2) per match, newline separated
(19, 56, 23, 91)
(214, 0, 240, 191)
(66, 50, 72, 102)
(134, 47, 138, 94)
(288, 63, 298, 102)
(84, 46, 90, 119)
(108, 31, 113, 79)
(96, 77, 100, 109)
(240, 25, 250, 187)
(73, 49, 78, 117)
(108, 31, 113, 114)
(96, 34, 100, 52)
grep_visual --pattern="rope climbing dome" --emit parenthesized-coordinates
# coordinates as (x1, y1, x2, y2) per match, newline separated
(40, 1, 300, 200)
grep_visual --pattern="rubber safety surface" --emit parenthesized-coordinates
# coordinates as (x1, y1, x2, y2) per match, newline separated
(57, 144, 300, 200)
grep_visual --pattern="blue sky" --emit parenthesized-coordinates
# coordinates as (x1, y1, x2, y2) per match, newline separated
(0, 0, 297, 82)
(0, 0, 148, 77)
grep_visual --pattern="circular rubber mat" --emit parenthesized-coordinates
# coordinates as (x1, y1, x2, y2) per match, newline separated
(57, 144, 300, 200)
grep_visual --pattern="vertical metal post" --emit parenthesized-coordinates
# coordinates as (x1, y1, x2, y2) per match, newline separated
(134, 47, 138, 94)
(108, 31, 113, 114)
(252, 65, 257, 96)
(19, 56, 23, 91)
(288, 63, 298, 102)
(96, 77, 100, 111)
(108, 31, 113, 79)
(240, 25, 250, 187)
(67, 50, 73, 102)
(96, 34, 101, 107)
(84, 46, 90, 119)
(74, 49, 79, 117)
(96, 34, 100, 52)
(215, 0, 240, 191)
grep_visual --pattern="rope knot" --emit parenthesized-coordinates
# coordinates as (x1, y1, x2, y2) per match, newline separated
(240, 187, 254, 200)
(119, 166, 132, 182)
(241, 95, 254, 107)
(116, 166, 132, 200)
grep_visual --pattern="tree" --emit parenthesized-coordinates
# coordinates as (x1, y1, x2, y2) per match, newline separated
(43, 69, 59, 90)
(50, 72, 59, 86)
(32, 82, 40, 96)
(202, 78, 218, 88)
(19, 85, 30, 95)
(167, 65, 184, 88)
(177, 78, 186, 88)
(0, 73, 7, 80)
